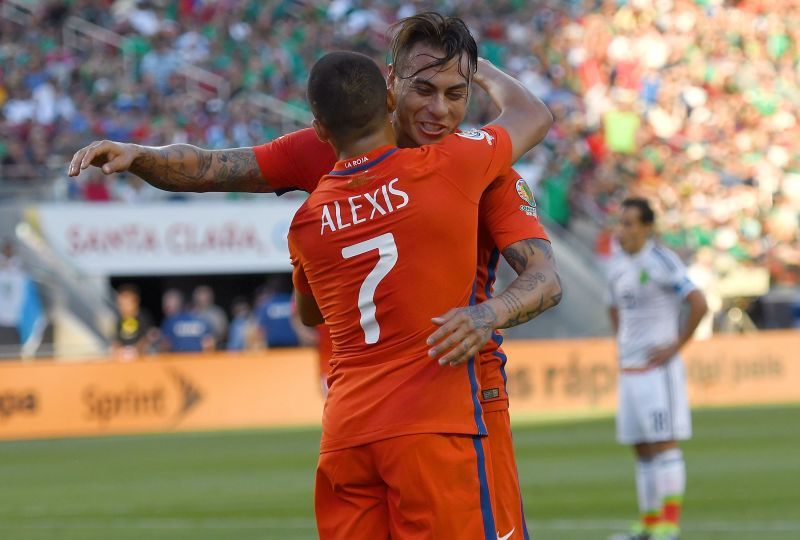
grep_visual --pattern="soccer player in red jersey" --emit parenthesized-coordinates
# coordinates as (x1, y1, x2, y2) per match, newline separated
(68, 13, 561, 539)
(291, 49, 546, 540)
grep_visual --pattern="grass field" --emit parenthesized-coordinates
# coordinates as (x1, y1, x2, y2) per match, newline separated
(1, 405, 797, 540)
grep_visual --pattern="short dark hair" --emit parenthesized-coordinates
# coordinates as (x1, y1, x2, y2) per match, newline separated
(389, 12, 478, 81)
(307, 51, 388, 144)
(621, 197, 655, 225)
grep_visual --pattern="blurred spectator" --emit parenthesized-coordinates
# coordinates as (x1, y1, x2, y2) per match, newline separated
(112, 283, 156, 360)
(0, 240, 46, 358)
(1, 140, 37, 182)
(140, 33, 181, 94)
(226, 296, 260, 351)
(191, 285, 228, 344)
(116, 0, 162, 37)
(0, 241, 23, 355)
(111, 174, 162, 202)
(82, 172, 113, 202)
(159, 288, 215, 352)
(254, 284, 299, 348)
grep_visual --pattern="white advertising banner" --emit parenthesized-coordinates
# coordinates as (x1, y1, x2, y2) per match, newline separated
(34, 201, 304, 276)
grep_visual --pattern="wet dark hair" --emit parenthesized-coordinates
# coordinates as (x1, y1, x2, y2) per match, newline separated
(621, 197, 655, 225)
(389, 12, 478, 81)
(307, 51, 388, 144)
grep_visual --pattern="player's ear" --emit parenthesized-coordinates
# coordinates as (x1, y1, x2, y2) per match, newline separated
(312, 119, 331, 144)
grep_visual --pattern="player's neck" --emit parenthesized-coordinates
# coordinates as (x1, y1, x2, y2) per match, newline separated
(334, 121, 396, 161)
(625, 238, 652, 256)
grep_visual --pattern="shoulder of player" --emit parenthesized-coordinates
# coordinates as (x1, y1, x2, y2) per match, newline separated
(481, 166, 523, 193)
(259, 127, 321, 150)
(288, 198, 316, 232)
(424, 127, 506, 153)
(646, 243, 684, 273)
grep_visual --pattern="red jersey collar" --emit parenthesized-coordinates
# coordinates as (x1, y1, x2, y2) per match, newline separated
(329, 146, 398, 176)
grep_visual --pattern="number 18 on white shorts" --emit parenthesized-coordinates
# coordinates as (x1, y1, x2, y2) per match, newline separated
(616, 358, 692, 445)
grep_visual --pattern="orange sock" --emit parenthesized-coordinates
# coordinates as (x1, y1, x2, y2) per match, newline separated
(641, 510, 660, 530)
(662, 495, 683, 527)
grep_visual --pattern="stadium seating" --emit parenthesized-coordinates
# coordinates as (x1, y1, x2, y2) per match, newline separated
(0, 0, 797, 287)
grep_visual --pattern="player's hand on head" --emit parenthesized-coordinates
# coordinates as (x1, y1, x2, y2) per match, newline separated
(427, 305, 497, 367)
(68, 140, 136, 177)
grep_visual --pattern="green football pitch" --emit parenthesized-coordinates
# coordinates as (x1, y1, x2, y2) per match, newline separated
(1, 405, 797, 540)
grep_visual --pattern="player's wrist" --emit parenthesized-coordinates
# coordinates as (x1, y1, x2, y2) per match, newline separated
(128, 143, 146, 165)
(481, 297, 506, 330)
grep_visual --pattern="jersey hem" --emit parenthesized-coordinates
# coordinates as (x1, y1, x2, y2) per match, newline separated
(320, 423, 484, 453)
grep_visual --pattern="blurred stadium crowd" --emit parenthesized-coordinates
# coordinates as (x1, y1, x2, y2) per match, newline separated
(111, 280, 304, 358)
(0, 0, 798, 289)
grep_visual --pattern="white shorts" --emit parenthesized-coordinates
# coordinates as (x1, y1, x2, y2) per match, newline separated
(616, 358, 692, 445)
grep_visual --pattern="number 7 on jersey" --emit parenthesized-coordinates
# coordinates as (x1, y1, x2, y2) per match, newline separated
(341, 233, 398, 344)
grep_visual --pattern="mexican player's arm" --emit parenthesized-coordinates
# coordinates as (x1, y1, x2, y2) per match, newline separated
(68, 128, 335, 194)
(646, 250, 708, 367)
(679, 290, 708, 346)
(606, 275, 619, 334)
(608, 307, 619, 335)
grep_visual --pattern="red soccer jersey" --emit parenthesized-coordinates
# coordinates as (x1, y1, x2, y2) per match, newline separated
(473, 171, 549, 409)
(254, 128, 549, 408)
(253, 128, 333, 194)
(288, 127, 511, 452)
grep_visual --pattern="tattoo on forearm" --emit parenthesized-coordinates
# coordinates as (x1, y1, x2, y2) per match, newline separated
(501, 238, 554, 275)
(499, 291, 525, 314)
(537, 238, 554, 262)
(499, 294, 548, 329)
(130, 146, 267, 192)
(496, 238, 561, 329)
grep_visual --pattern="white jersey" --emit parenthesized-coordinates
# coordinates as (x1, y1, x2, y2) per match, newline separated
(606, 240, 696, 369)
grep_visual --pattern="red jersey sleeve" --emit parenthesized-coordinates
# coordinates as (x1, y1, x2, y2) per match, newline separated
(480, 169, 549, 251)
(252, 128, 337, 193)
(431, 125, 512, 202)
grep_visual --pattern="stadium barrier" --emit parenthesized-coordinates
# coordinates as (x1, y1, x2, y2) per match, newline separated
(500, 331, 800, 418)
(1, 331, 798, 441)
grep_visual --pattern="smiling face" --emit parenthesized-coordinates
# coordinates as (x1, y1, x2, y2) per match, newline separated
(388, 42, 471, 148)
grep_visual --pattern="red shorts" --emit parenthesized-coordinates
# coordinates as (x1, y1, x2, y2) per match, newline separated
(484, 408, 530, 540)
(315, 433, 497, 540)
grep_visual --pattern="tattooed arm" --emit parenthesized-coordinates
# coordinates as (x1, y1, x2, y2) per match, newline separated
(67, 140, 270, 193)
(427, 238, 562, 366)
(491, 238, 562, 329)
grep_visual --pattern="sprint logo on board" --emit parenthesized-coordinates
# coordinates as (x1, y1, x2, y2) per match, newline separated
(83, 370, 203, 425)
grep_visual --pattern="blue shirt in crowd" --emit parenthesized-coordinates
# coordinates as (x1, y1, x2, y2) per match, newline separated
(161, 311, 213, 352)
